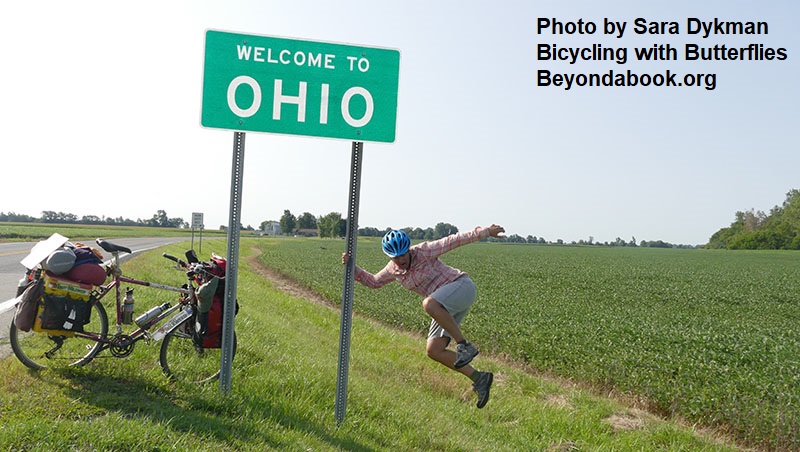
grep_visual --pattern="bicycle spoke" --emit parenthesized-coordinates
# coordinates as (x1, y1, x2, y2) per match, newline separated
(160, 325, 236, 384)
(10, 301, 109, 370)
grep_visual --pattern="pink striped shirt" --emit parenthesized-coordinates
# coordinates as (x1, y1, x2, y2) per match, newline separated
(354, 226, 490, 296)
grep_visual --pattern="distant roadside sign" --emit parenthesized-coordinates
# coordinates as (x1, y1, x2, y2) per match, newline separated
(192, 212, 203, 229)
(201, 30, 400, 143)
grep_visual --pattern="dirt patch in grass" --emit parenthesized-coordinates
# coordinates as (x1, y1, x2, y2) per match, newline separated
(544, 393, 573, 410)
(602, 409, 649, 432)
(245, 249, 333, 308)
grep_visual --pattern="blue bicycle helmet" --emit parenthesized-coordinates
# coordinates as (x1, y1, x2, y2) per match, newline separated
(382, 230, 411, 257)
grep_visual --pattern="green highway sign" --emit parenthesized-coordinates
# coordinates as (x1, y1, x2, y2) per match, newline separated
(201, 30, 400, 143)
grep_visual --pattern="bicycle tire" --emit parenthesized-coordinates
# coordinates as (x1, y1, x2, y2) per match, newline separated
(9, 300, 109, 370)
(159, 322, 237, 384)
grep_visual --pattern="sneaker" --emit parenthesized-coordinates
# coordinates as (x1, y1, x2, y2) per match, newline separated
(473, 372, 493, 408)
(454, 342, 479, 369)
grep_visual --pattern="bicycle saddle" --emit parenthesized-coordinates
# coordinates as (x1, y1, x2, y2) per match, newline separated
(95, 238, 132, 255)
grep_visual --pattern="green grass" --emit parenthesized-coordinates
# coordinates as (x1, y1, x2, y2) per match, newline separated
(0, 238, 739, 451)
(255, 237, 800, 450)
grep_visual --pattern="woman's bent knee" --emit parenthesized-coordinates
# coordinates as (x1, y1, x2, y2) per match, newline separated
(422, 297, 441, 315)
(426, 337, 448, 358)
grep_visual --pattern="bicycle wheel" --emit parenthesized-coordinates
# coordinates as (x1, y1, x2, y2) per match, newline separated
(9, 300, 109, 370)
(159, 323, 237, 384)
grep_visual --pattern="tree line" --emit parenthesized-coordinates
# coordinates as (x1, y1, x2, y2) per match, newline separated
(273, 193, 800, 250)
(0, 210, 187, 228)
(269, 210, 463, 240)
(706, 189, 800, 250)
(13, 196, 791, 250)
(268, 209, 694, 247)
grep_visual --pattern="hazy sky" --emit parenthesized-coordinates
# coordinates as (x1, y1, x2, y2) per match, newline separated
(1, 1, 797, 245)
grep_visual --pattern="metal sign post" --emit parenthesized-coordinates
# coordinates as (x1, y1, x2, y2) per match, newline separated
(201, 29, 398, 399)
(191, 212, 204, 251)
(335, 141, 363, 425)
(220, 132, 245, 393)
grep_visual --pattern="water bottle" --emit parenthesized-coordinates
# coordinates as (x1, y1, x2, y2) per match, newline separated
(17, 269, 42, 296)
(134, 302, 171, 328)
(122, 288, 135, 324)
(16, 275, 30, 297)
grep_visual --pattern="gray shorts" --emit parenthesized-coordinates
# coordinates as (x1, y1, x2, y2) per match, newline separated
(427, 275, 477, 341)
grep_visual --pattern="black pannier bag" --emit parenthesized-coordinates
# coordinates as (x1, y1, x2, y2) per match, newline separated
(33, 273, 93, 333)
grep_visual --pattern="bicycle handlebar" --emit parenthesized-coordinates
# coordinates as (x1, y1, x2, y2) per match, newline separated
(162, 253, 187, 268)
(164, 252, 219, 282)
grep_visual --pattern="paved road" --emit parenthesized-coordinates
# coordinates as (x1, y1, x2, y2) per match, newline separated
(0, 237, 189, 359)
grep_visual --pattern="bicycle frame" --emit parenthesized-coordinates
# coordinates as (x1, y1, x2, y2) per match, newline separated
(100, 273, 189, 332)
(72, 249, 195, 351)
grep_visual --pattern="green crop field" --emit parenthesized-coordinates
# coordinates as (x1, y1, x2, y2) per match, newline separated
(255, 237, 800, 450)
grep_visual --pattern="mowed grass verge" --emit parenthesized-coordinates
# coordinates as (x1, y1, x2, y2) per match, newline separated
(0, 239, 738, 450)
(255, 236, 800, 450)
